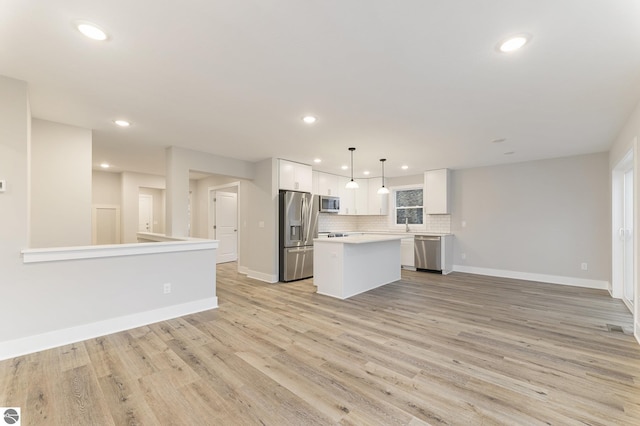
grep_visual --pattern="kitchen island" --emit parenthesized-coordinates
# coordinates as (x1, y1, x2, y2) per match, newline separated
(313, 234, 403, 299)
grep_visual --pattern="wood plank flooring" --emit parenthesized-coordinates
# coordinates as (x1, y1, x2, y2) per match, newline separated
(1, 264, 639, 425)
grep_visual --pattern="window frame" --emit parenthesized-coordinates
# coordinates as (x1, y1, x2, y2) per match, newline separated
(389, 184, 425, 230)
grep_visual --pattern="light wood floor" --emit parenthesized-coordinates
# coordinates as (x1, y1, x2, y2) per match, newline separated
(2, 264, 639, 425)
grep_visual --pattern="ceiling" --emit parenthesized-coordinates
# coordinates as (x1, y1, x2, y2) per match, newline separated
(2, 1, 640, 178)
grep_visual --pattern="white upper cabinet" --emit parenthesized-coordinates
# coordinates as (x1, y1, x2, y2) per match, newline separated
(368, 179, 389, 215)
(334, 176, 389, 215)
(312, 171, 320, 195)
(354, 179, 368, 215)
(337, 176, 355, 215)
(424, 169, 450, 214)
(315, 172, 339, 196)
(279, 159, 312, 192)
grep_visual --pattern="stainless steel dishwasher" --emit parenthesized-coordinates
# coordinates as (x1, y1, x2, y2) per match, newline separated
(414, 235, 442, 272)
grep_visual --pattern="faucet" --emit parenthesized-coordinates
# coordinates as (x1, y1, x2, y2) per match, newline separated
(405, 217, 410, 233)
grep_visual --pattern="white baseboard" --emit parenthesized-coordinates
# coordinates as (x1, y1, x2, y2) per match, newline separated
(238, 265, 250, 275)
(452, 265, 609, 290)
(0, 297, 218, 361)
(247, 269, 278, 283)
(636, 323, 640, 345)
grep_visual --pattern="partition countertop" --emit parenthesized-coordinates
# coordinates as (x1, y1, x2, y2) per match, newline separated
(314, 234, 405, 244)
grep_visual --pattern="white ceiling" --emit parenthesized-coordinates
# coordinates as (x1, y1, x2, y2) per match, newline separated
(2, 1, 640, 178)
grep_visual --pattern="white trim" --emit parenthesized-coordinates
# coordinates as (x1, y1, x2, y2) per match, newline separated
(388, 184, 428, 232)
(247, 269, 278, 283)
(22, 239, 218, 263)
(0, 297, 218, 361)
(238, 265, 250, 275)
(452, 265, 609, 290)
(636, 323, 640, 345)
(208, 182, 241, 265)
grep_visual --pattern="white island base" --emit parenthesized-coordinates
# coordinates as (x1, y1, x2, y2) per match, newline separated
(314, 235, 402, 300)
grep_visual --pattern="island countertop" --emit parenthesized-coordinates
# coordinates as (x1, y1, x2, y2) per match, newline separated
(313, 234, 404, 244)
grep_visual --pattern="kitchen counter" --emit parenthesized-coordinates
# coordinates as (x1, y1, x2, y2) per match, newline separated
(319, 231, 453, 237)
(314, 235, 402, 300)
(314, 234, 404, 244)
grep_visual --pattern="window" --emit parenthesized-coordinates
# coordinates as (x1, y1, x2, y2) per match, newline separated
(395, 188, 423, 225)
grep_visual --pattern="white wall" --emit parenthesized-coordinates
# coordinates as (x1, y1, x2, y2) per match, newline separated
(92, 170, 121, 205)
(30, 119, 92, 248)
(451, 152, 610, 287)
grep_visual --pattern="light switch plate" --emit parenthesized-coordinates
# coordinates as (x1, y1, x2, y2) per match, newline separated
(0, 180, 5, 192)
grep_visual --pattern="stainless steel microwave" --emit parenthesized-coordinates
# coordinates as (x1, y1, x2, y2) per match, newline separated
(319, 195, 340, 213)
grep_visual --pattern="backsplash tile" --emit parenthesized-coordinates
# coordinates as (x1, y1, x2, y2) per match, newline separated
(318, 213, 451, 234)
(318, 214, 359, 232)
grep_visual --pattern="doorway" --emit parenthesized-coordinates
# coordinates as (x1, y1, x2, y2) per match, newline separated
(612, 143, 636, 313)
(209, 184, 239, 264)
(138, 194, 153, 233)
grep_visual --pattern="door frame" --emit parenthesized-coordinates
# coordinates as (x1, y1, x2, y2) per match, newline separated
(612, 140, 637, 320)
(92, 204, 121, 245)
(208, 182, 241, 266)
(138, 193, 154, 233)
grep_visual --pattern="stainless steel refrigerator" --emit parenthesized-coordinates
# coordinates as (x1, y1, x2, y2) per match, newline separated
(279, 190, 318, 282)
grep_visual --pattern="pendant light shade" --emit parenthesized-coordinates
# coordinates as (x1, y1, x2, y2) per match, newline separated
(377, 158, 390, 194)
(345, 147, 359, 189)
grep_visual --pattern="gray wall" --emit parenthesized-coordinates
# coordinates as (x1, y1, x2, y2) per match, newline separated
(246, 158, 278, 281)
(451, 152, 610, 282)
(0, 76, 29, 274)
(30, 119, 92, 248)
(0, 76, 218, 356)
(92, 170, 121, 205)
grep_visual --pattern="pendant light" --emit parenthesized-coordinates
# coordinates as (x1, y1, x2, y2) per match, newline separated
(377, 158, 390, 194)
(345, 147, 359, 189)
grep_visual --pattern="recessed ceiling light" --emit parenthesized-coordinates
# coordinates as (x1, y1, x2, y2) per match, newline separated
(302, 116, 317, 124)
(401, 165, 409, 170)
(100, 163, 110, 169)
(76, 21, 108, 41)
(341, 165, 348, 170)
(363, 170, 370, 176)
(114, 120, 131, 127)
(313, 158, 321, 163)
(497, 34, 530, 53)
(492, 138, 506, 144)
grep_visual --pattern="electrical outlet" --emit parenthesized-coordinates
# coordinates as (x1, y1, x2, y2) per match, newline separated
(163, 283, 171, 294)
(581, 263, 588, 271)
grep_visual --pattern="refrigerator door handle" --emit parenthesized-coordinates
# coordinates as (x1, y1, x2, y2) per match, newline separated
(301, 196, 307, 240)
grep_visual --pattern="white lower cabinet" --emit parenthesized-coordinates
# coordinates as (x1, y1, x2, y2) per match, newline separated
(401, 237, 415, 269)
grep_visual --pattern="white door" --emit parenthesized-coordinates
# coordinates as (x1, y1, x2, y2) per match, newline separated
(139, 194, 153, 232)
(623, 168, 634, 306)
(92, 205, 121, 245)
(213, 191, 238, 263)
